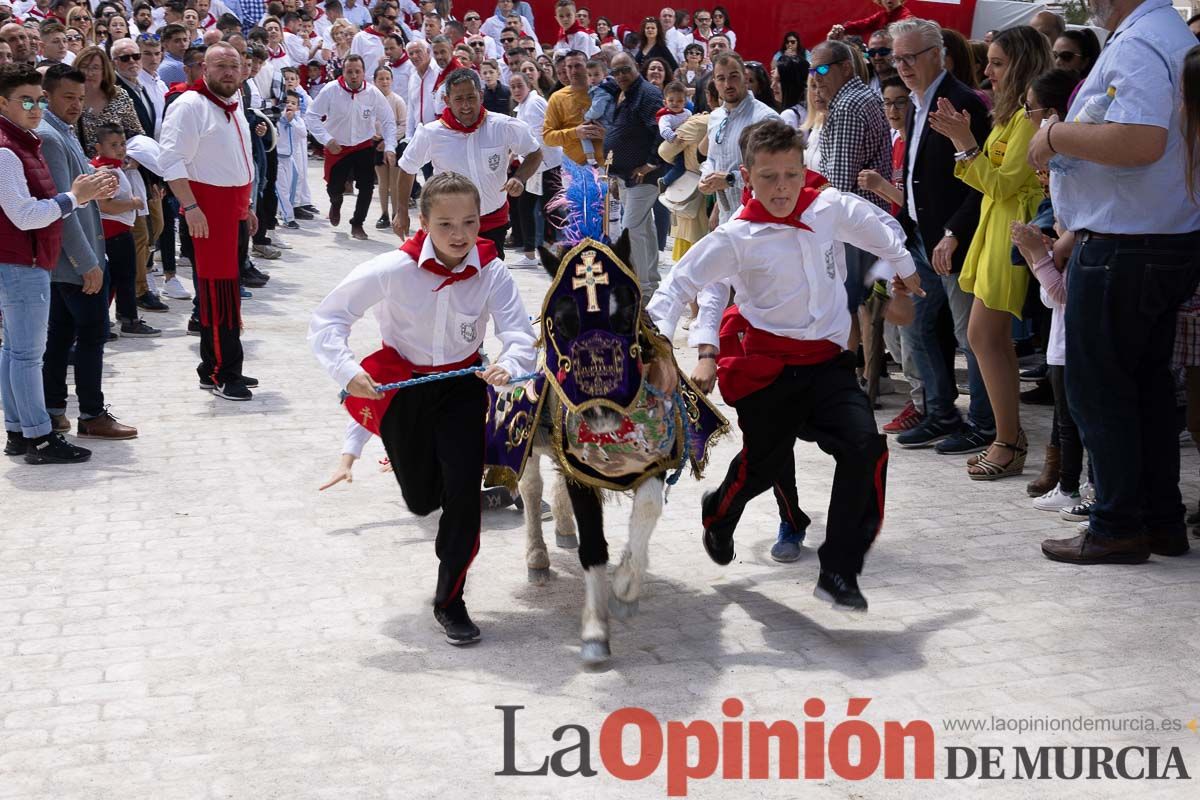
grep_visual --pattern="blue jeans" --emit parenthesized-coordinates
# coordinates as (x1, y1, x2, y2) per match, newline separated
(1065, 232, 1200, 540)
(0, 263, 52, 438)
(900, 232, 994, 431)
(661, 153, 687, 188)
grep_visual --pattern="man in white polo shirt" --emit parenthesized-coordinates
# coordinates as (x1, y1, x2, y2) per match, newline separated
(393, 68, 541, 258)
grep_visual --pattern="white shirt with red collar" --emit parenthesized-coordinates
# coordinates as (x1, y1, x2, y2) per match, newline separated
(398, 110, 538, 218)
(388, 57, 415, 104)
(305, 78, 397, 149)
(159, 87, 255, 188)
(553, 25, 597, 58)
(308, 232, 538, 391)
(350, 26, 387, 79)
(648, 187, 915, 350)
(265, 43, 295, 69)
(405, 65, 438, 139)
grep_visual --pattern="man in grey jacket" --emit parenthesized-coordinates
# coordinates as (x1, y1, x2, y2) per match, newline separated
(36, 65, 138, 441)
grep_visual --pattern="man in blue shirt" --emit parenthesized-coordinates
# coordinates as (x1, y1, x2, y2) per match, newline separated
(1032, 0, 1200, 564)
(157, 24, 190, 86)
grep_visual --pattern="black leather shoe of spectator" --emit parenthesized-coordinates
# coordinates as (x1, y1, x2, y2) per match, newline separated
(24, 432, 92, 465)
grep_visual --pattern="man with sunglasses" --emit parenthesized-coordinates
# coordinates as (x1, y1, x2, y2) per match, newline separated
(351, 2, 397, 80)
(866, 29, 897, 95)
(462, 10, 499, 60)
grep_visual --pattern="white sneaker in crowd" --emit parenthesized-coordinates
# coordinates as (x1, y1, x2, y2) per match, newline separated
(1080, 481, 1095, 503)
(1034, 485, 1081, 512)
(162, 275, 192, 300)
(511, 255, 540, 268)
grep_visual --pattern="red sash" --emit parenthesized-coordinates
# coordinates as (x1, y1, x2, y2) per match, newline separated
(716, 306, 841, 404)
(188, 181, 253, 328)
(343, 346, 482, 435)
(480, 202, 509, 233)
(322, 137, 377, 182)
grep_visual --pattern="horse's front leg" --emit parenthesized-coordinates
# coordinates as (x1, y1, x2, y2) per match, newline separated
(610, 475, 665, 620)
(520, 449, 551, 584)
(566, 480, 610, 665)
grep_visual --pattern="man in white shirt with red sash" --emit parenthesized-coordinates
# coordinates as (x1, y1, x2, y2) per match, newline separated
(648, 120, 923, 613)
(159, 43, 258, 402)
(304, 54, 397, 240)
(393, 68, 540, 258)
(309, 172, 537, 646)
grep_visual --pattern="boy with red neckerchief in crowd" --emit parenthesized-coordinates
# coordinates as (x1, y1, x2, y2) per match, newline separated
(829, 0, 914, 41)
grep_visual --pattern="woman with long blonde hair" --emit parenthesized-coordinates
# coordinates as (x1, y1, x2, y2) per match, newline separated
(800, 73, 828, 172)
(928, 26, 1051, 481)
(67, 6, 97, 46)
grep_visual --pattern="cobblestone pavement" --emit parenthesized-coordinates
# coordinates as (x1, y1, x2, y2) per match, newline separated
(3, 168, 1200, 799)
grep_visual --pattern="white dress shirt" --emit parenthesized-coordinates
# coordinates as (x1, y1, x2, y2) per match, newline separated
(138, 69, 169, 134)
(905, 70, 946, 225)
(305, 79, 398, 149)
(350, 29, 386, 78)
(647, 188, 916, 350)
(406, 66, 438, 139)
(308, 236, 538, 390)
(0, 148, 76, 231)
(389, 59, 415, 107)
(399, 112, 538, 217)
(514, 91, 562, 174)
(159, 90, 255, 187)
(553, 29, 597, 58)
(663, 26, 688, 63)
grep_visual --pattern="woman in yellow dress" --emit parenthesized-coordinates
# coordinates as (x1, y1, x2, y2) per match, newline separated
(929, 26, 1050, 481)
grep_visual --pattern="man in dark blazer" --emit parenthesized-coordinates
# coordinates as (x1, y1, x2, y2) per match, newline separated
(890, 18, 996, 456)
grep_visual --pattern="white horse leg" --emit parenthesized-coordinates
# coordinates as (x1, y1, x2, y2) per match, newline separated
(580, 564, 611, 664)
(520, 450, 550, 584)
(610, 476, 665, 620)
(552, 472, 578, 549)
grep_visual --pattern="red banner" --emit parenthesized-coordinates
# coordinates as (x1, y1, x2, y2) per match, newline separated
(525, 1, 978, 63)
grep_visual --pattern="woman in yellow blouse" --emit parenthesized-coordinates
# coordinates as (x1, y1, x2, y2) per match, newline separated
(929, 26, 1050, 481)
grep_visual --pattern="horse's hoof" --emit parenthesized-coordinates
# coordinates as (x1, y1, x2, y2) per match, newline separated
(527, 567, 551, 584)
(608, 594, 639, 621)
(580, 639, 611, 664)
(555, 533, 578, 550)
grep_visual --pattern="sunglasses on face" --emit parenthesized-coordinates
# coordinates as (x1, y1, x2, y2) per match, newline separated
(465, 15, 480, 22)
(809, 59, 845, 76)
(470, 42, 485, 48)
(696, 16, 710, 24)
(889, 45, 937, 68)
(611, 65, 635, 75)
(16, 96, 49, 111)
(1053, 50, 1080, 62)
(116, 52, 141, 62)
(500, 37, 515, 45)
(866, 47, 892, 58)
(66, 34, 83, 41)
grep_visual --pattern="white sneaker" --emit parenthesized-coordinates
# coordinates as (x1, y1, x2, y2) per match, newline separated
(1080, 481, 1095, 503)
(1077, 520, 1089, 533)
(162, 275, 191, 300)
(145, 269, 160, 295)
(1034, 485, 1081, 512)
(270, 237, 293, 250)
(511, 255, 540, 268)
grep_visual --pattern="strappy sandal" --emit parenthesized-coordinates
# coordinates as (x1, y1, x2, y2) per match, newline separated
(967, 430, 1027, 481)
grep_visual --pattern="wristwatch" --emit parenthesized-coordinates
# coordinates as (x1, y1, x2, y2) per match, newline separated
(943, 229, 957, 240)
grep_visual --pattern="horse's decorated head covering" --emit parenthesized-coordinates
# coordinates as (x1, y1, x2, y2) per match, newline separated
(540, 160, 645, 417)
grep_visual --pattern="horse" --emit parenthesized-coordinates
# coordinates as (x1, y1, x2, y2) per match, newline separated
(484, 232, 727, 665)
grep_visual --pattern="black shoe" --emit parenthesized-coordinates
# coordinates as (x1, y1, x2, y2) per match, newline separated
(238, 375, 259, 388)
(814, 570, 868, 612)
(24, 432, 92, 465)
(137, 292, 169, 312)
(247, 264, 270, 282)
(106, 330, 119, 342)
(434, 600, 481, 645)
(482, 485, 516, 510)
(4, 431, 26, 456)
(896, 414, 962, 449)
(301, 205, 320, 215)
(187, 318, 201, 337)
(282, 220, 300, 230)
(293, 207, 315, 220)
(120, 320, 162, 338)
(375, 214, 391, 229)
(212, 380, 253, 401)
(700, 489, 735, 566)
(934, 426, 995, 455)
(1019, 363, 1048, 381)
(1020, 379, 1054, 406)
(241, 271, 268, 289)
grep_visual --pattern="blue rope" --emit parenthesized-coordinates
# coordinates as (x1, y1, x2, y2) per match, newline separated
(339, 367, 541, 403)
(645, 383, 691, 498)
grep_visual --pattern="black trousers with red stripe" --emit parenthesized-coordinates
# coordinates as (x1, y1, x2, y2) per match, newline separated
(378, 371, 487, 608)
(704, 351, 888, 576)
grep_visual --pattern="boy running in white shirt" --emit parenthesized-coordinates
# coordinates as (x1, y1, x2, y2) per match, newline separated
(646, 120, 923, 612)
(309, 172, 537, 645)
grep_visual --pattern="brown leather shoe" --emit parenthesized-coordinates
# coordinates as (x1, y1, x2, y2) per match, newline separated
(328, 205, 341, 227)
(350, 225, 368, 241)
(1026, 444, 1060, 497)
(1148, 530, 1190, 557)
(1041, 531, 1149, 565)
(50, 413, 70, 433)
(76, 410, 138, 440)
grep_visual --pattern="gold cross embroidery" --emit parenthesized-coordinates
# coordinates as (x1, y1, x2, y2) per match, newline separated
(572, 251, 609, 313)
(359, 407, 373, 426)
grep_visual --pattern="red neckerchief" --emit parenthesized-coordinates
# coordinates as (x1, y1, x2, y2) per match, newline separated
(311, 7, 325, 21)
(736, 188, 820, 231)
(599, 33, 615, 44)
(338, 76, 364, 97)
(439, 106, 486, 134)
(433, 58, 464, 90)
(400, 230, 497, 291)
(89, 156, 124, 171)
(557, 21, 586, 41)
(389, 52, 409, 68)
(363, 25, 386, 38)
(190, 79, 239, 120)
(655, 106, 679, 121)
(692, 31, 709, 43)
(202, 12, 216, 28)
(268, 45, 287, 59)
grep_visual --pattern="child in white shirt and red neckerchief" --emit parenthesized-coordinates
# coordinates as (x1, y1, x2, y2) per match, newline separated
(91, 123, 160, 339)
(656, 81, 692, 191)
(309, 172, 537, 645)
(647, 120, 924, 613)
(552, 0, 598, 57)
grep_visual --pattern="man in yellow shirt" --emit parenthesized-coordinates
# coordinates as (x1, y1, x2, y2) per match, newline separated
(542, 50, 596, 166)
